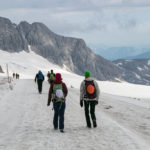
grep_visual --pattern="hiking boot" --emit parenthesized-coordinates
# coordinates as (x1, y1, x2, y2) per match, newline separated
(60, 129, 64, 133)
(87, 125, 91, 128)
(93, 120, 97, 128)
(93, 124, 97, 128)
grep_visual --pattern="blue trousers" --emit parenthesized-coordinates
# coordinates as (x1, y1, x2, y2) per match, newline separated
(53, 101, 66, 130)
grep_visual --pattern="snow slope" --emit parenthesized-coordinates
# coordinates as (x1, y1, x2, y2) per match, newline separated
(0, 79, 150, 150)
(1, 49, 150, 99)
(0, 49, 150, 150)
(0, 48, 69, 79)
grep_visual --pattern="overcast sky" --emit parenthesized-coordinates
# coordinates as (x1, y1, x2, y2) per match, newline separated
(0, 0, 150, 49)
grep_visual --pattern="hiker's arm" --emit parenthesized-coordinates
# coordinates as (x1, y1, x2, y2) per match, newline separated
(47, 84, 53, 106)
(80, 81, 85, 100)
(63, 83, 68, 97)
(94, 81, 100, 101)
(43, 75, 45, 81)
(35, 74, 37, 82)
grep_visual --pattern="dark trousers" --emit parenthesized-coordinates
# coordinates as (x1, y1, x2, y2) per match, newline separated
(53, 101, 66, 130)
(37, 80, 43, 93)
(84, 101, 96, 127)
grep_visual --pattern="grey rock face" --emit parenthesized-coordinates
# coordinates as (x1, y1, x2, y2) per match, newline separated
(0, 17, 28, 52)
(17, 21, 122, 81)
(114, 59, 150, 85)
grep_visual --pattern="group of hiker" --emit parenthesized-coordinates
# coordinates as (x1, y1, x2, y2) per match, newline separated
(13, 73, 20, 79)
(34, 70, 100, 133)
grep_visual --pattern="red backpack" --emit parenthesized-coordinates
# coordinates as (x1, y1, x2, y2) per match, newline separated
(85, 80, 96, 99)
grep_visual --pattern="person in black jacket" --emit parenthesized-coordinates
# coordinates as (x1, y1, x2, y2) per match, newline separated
(35, 70, 45, 94)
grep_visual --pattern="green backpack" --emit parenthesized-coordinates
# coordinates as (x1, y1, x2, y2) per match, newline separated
(53, 84, 64, 102)
(50, 73, 54, 81)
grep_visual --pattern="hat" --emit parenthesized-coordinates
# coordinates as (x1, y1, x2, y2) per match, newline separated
(55, 73, 62, 81)
(84, 72, 90, 78)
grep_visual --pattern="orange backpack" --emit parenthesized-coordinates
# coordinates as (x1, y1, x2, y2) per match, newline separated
(85, 80, 96, 99)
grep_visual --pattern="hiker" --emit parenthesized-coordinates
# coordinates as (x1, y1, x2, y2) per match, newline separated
(35, 70, 45, 94)
(47, 71, 50, 82)
(16, 73, 19, 79)
(47, 73, 68, 133)
(47, 70, 55, 84)
(13, 73, 15, 78)
(80, 72, 100, 128)
(16, 73, 18, 79)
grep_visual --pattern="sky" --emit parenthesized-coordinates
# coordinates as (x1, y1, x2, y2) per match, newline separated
(0, 0, 150, 49)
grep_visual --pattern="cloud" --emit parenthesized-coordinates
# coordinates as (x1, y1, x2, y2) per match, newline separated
(0, 0, 150, 47)
(1, 0, 150, 10)
(113, 13, 137, 29)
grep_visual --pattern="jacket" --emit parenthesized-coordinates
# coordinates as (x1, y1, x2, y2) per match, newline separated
(35, 73, 45, 82)
(47, 80, 68, 105)
(80, 77, 100, 101)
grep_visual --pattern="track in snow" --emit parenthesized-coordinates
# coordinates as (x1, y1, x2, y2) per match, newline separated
(0, 79, 150, 150)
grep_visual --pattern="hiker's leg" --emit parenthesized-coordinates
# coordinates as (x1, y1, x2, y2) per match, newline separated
(84, 101, 91, 127)
(90, 101, 97, 127)
(37, 81, 40, 93)
(53, 102, 59, 129)
(39, 80, 42, 93)
(59, 102, 66, 130)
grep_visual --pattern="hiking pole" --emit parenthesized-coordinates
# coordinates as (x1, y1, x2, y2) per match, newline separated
(6, 64, 10, 83)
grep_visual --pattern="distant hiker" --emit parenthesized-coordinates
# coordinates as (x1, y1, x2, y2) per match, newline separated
(15, 73, 18, 79)
(47, 70, 55, 84)
(13, 73, 15, 78)
(47, 73, 68, 133)
(16, 73, 19, 79)
(80, 72, 100, 128)
(35, 70, 45, 94)
(47, 71, 50, 82)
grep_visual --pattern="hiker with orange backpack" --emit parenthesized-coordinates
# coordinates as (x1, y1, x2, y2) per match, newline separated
(80, 72, 100, 128)
(47, 73, 68, 133)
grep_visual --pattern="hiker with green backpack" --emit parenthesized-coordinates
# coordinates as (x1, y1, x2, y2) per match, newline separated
(47, 73, 68, 133)
(47, 70, 55, 84)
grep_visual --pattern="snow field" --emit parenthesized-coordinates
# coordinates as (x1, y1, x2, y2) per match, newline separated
(0, 79, 150, 150)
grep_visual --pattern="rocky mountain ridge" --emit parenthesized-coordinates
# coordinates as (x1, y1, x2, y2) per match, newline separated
(113, 59, 150, 85)
(0, 16, 122, 81)
(1, 16, 150, 85)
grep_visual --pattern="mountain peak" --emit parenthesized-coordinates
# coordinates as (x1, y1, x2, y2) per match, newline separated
(0, 16, 12, 25)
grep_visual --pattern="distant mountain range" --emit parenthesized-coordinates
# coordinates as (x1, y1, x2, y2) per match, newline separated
(0, 16, 150, 85)
(124, 51, 150, 59)
(91, 46, 150, 60)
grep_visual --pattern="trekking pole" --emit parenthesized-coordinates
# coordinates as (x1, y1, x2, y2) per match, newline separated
(6, 64, 10, 83)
